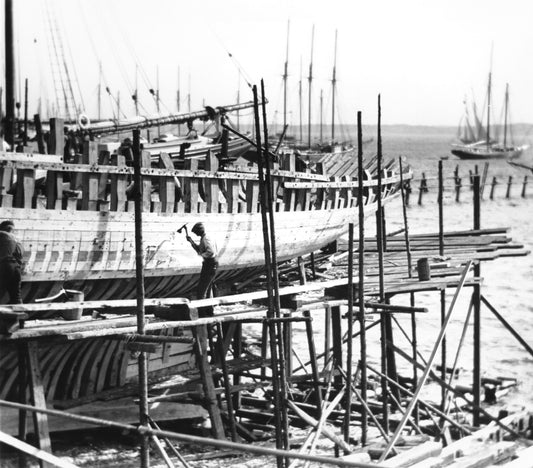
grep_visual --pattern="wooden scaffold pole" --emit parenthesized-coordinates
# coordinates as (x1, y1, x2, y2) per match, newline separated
(472, 174, 482, 426)
(133, 129, 150, 467)
(356, 111, 368, 445)
(379, 261, 473, 461)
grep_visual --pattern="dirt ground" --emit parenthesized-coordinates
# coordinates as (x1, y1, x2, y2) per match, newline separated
(0, 424, 343, 468)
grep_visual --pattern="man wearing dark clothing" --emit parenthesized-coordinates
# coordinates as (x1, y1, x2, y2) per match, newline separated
(0, 220, 23, 304)
(186, 222, 218, 299)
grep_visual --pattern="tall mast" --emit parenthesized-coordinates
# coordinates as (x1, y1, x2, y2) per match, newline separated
(282, 20, 290, 131)
(177, 67, 181, 113)
(176, 67, 181, 135)
(187, 73, 191, 113)
(4, 0, 15, 146)
(331, 29, 338, 143)
(298, 57, 302, 143)
(236, 73, 241, 131)
(307, 25, 315, 148)
(97, 62, 102, 120)
(134, 64, 139, 116)
(319, 89, 323, 143)
(156, 66, 160, 114)
(486, 71, 491, 148)
(486, 46, 493, 149)
(503, 83, 509, 148)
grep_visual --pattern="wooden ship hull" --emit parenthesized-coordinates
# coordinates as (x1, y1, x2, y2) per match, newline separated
(451, 143, 527, 160)
(0, 120, 407, 426)
(1, 122, 405, 305)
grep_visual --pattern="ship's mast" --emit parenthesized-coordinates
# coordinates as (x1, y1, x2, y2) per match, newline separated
(176, 67, 181, 135)
(331, 29, 337, 143)
(98, 62, 102, 120)
(134, 64, 139, 116)
(486, 71, 491, 149)
(282, 20, 290, 131)
(298, 58, 302, 143)
(319, 89, 323, 143)
(307, 25, 315, 148)
(486, 46, 493, 149)
(503, 83, 509, 148)
(4, 0, 15, 146)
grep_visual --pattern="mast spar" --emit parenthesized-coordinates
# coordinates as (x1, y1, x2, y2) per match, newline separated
(486, 71, 491, 149)
(307, 25, 315, 148)
(331, 29, 337, 143)
(503, 83, 509, 148)
(4, 0, 15, 146)
(298, 57, 302, 143)
(282, 20, 290, 132)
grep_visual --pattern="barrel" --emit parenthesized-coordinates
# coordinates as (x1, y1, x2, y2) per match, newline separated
(62, 289, 84, 320)
(417, 258, 431, 281)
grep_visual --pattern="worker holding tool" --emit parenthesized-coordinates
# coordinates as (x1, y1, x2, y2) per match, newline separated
(182, 222, 218, 299)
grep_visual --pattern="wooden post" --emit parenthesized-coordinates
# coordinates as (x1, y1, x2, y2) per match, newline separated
(303, 310, 323, 413)
(82, 141, 99, 211)
(324, 305, 331, 372)
(331, 305, 343, 386)
(158, 152, 177, 213)
(379, 262, 473, 461)
(133, 130, 150, 467)
(33, 114, 46, 154)
(399, 157, 418, 423)
(376, 96, 391, 431)
(254, 85, 286, 464)
(17, 344, 29, 468)
(357, 112, 367, 445)
(48, 118, 64, 156)
(472, 175, 481, 427)
(417, 172, 427, 205)
(455, 176, 462, 203)
(204, 150, 219, 213)
(506, 175, 513, 198)
(480, 162, 489, 199)
(489, 176, 497, 200)
(343, 223, 354, 444)
(438, 160, 446, 411)
(189, 308, 225, 439)
(24, 342, 52, 466)
(216, 323, 237, 441)
(522, 175, 528, 198)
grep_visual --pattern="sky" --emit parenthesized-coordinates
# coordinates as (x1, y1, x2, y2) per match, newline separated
(3, 0, 533, 127)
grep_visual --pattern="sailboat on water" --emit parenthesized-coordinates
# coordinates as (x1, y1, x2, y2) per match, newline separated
(451, 73, 528, 160)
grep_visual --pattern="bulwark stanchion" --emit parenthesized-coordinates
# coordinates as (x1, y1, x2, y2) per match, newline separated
(132, 129, 150, 467)
(472, 175, 482, 426)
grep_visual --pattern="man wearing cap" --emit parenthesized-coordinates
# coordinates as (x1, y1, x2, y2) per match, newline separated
(186, 222, 218, 299)
(0, 220, 24, 304)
